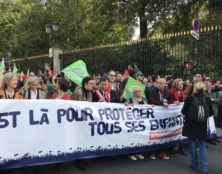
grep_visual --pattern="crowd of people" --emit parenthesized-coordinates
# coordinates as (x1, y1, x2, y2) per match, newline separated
(1, 63, 222, 174)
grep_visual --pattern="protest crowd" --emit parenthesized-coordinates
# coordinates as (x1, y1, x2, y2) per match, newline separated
(1, 61, 222, 174)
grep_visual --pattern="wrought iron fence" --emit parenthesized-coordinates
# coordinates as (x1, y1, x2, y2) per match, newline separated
(14, 25, 222, 78)
(61, 26, 222, 78)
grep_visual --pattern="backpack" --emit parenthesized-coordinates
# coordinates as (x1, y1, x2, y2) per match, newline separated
(189, 95, 209, 123)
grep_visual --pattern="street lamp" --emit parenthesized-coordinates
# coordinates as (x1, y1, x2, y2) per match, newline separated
(52, 22, 59, 31)
(45, 22, 59, 34)
(45, 24, 52, 33)
(45, 22, 59, 47)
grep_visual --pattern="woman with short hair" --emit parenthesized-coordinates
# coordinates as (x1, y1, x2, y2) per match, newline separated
(126, 86, 146, 161)
(24, 76, 46, 99)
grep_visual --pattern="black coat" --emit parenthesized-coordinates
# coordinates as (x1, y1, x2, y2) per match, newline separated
(148, 87, 173, 105)
(181, 92, 214, 141)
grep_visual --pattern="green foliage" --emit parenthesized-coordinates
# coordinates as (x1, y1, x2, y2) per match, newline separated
(0, 0, 134, 58)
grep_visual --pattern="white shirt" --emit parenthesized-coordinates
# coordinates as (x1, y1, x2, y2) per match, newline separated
(30, 90, 37, 99)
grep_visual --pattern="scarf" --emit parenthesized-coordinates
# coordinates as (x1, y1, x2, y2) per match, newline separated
(95, 86, 112, 102)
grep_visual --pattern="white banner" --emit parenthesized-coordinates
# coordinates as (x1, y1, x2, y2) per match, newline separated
(0, 100, 187, 169)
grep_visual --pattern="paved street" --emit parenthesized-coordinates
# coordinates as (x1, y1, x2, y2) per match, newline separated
(5, 141, 222, 174)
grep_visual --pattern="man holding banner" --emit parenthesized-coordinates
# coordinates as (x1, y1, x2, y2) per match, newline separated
(148, 78, 173, 160)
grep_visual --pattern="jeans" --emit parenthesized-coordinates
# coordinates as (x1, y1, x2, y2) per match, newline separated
(188, 138, 208, 174)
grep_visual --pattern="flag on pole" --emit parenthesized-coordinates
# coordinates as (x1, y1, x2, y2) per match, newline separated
(62, 60, 89, 87)
(13, 63, 18, 73)
(0, 58, 5, 73)
(27, 68, 30, 76)
(0, 62, 2, 72)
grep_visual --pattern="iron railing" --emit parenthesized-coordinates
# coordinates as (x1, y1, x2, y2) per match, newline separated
(13, 25, 222, 78)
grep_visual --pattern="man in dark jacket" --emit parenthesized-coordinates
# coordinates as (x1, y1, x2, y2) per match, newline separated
(93, 77, 119, 103)
(182, 81, 214, 174)
(148, 78, 173, 160)
(148, 78, 173, 106)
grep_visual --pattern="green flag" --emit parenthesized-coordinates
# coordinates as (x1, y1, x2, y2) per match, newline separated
(66, 89, 73, 96)
(122, 77, 145, 100)
(62, 60, 89, 87)
(27, 68, 30, 76)
(13, 63, 18, 73)
(20, 71, 25, 76)
(0, 62, 2, 72)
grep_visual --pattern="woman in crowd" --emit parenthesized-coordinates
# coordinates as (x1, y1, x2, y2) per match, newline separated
(51, 77, 71, 100)
(182, 81, 213, 174)
(51, 76, 72, 172)
(73, 76, 95, 101)
(71, 76, 95, 170)
(126, 86, 147, 160)
(169, 78, 186, 104)
(24, 76, 46, 99)
(169, 78, 187, 155)
(0, 72, 23, 99)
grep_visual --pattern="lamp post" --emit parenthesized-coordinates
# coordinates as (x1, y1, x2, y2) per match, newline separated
(45, 22, 59, 48)
(45, 22, 62, 74)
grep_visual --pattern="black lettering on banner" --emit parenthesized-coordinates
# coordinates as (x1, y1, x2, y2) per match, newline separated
(0, 111, 20, 128)
(125, 121, 133, 132)
(125, 120, 146, 133)
(147, 108, 155, 118)
(113, 122, 122, 133)
(89, 121, 122, 136)
(138, 120, 146, 131)
(168, 117, 174, 128)
(57, 109, 66, 123)
(119, 108, 125, 120)
(67, 108, 79, 121)
(113, 108, 120, 120)
(104, 108, 114, 120)
(57, 107, 94, 123)
(132, 108, 140, 120)
(29, 109, 49, 125)
(89, 122, 97, 136)
(126, 108, 133, 120)
(150, 120, 159, 131)
(82, 108, 94, 121)
(140, 109, 147, 119)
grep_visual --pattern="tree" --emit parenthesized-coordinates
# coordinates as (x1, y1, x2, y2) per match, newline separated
(116, 0, 183, 38)
(0, 0, 135, 58)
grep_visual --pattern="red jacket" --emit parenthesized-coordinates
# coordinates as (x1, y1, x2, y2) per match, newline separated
(51, 92, 71, 100)
(169, 88, 185, 102)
